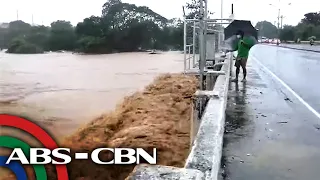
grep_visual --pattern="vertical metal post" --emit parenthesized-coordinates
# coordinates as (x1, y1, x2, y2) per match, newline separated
(188, 46, 191, 69)
(230, 52, 233, 76)
(231, 3, 234, 15)
(199, 0, 205, 90)
(213, 33, 216, 61)
(193, 21, 196, 68)
(221, 0, 223, 21)
(218, 32, 221, 53)
(204, 0, 208, 63)
(277, 8, 280, 45)
(184, 19, 187, 72)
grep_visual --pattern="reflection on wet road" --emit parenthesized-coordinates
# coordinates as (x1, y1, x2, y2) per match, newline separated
(223, 45, 320, 180)
(251, 45, 320, 113)
(0, 51, 184, 139)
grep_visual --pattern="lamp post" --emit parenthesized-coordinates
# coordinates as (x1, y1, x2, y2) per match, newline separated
(280, 15, 285, 28)
(269, 1, 291, 45)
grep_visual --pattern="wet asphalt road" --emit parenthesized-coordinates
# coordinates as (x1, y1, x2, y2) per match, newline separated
(222, 45, 320, 180)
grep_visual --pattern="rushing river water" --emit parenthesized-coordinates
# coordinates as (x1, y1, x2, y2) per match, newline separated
(0, 51, 184, 140)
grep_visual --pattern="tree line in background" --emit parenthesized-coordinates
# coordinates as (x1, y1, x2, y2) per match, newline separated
(256, 12, 320, 42)
(6, 0, 316, 54)
(0, 0, 188, 54)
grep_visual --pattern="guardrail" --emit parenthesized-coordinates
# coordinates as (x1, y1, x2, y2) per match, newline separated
(185, 44, 196, 70)
(127, 52, 232, 180)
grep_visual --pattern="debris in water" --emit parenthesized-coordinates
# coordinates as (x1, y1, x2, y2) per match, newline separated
(261, 114, 267, 117)
(246, 154, 251, 156)
(5, 73, 199, 180)
(284, 97, 293, 102)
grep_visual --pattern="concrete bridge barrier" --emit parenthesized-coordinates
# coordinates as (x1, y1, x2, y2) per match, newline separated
(127, 53, 232, 180)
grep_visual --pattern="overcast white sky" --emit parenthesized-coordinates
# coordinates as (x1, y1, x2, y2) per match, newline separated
(0, 0, 318, 27)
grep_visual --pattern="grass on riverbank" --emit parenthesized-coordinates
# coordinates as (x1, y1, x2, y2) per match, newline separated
(53, 73, 198, 180)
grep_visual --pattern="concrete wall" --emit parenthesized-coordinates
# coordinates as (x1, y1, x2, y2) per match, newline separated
(127, 53, 232, 180)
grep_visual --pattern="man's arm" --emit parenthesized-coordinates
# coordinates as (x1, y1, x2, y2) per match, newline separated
(226, 45, 238, 53)
(241, 39, 254, 49)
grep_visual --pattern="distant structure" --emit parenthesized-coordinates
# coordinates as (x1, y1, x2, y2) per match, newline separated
(0, 23, 9, 28)
(229, 4, 235, 20)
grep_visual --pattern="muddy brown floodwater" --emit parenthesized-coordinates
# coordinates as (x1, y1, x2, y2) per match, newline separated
(0, 51, 184, 140)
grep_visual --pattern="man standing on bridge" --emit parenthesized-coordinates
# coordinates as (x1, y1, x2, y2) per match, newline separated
(230, 30, 254, 82)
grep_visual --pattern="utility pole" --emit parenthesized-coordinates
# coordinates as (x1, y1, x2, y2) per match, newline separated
(199, 0, 205, 90)
(204, 0, 208, 58)
(219, 0, 223, 52)
(231, 3, 234, 17)
(221, 0, 223, 21)
(280, 15, 284, 28)
(277, 8, 280, 45)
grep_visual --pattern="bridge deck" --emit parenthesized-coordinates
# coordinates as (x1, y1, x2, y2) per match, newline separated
(222, 60, 320, 180)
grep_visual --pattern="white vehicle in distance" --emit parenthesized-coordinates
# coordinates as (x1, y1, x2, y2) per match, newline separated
(258, 37, 268, 43)
(271, 38, 281, 44)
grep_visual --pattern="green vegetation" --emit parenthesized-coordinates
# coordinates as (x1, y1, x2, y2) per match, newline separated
(6, 38, 43, 54)
(256, 12, 320, 42)
(256, 21, 278, 39)
(0, 0, 192, 54)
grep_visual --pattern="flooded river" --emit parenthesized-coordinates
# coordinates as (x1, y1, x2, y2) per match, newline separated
(0, 51, 184, 140)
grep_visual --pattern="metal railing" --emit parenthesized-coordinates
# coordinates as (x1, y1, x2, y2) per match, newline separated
(184, 44, 195, 70)
(183, 20, 197, 72)
(183, 18, 232, 74)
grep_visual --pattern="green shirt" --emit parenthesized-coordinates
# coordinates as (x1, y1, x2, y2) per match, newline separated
(235, 37, 254, 58)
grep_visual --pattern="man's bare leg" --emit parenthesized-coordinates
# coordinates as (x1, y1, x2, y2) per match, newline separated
(241, 59, 247, 82)
(231, 66, 240, 82)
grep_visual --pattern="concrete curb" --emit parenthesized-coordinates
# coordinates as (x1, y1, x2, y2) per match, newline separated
(265, 44, 320, 53)
(279, 46, 320, 53)
(126, 165, 205, 180)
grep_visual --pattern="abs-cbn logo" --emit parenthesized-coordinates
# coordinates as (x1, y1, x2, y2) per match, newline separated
(0, 115, 157, 179)
(6, 148, 157, 165)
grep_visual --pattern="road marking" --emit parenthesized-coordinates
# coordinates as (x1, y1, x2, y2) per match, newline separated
(251, 56, 320, 120)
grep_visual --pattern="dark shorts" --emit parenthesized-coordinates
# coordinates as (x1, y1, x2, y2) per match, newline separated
(235, 57, 248, 68)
